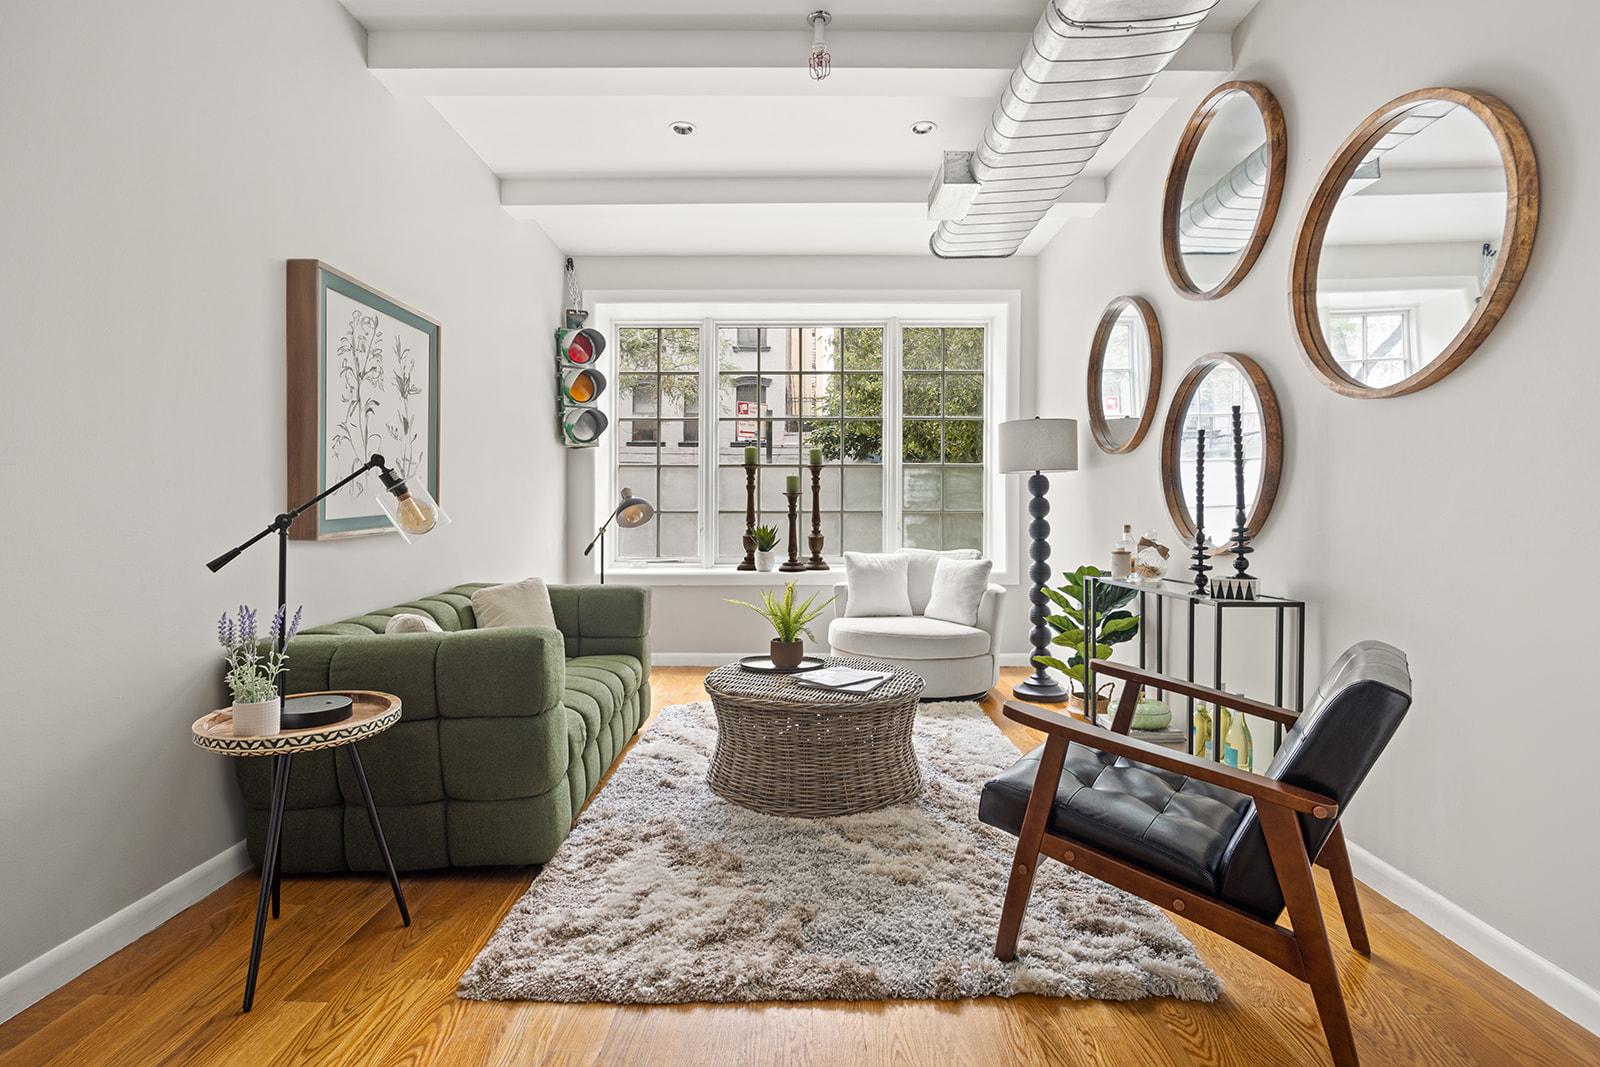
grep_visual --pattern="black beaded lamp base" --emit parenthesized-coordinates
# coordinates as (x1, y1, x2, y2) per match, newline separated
(1013, 470, 1070, 704)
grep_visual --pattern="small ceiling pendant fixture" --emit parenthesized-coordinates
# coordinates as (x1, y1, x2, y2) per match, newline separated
(911, 120, 937, 135)
(669, 120, 696, 136)
(808, 11, 831, 81)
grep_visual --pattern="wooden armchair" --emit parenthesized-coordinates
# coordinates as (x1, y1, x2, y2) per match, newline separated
(978, 641, 1412, 1067)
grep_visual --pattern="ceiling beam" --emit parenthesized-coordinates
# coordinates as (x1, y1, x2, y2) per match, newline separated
(366, 29, 1231, 97)
(499, 176, 1106, 210)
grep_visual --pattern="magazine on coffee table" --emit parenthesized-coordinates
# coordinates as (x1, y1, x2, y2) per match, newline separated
(794, 666, 892, 693)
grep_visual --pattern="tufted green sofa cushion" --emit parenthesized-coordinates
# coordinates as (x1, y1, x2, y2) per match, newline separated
(235, 582, 650, 871)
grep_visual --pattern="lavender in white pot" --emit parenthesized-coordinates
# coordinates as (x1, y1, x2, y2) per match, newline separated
(218, 604, 301, 736)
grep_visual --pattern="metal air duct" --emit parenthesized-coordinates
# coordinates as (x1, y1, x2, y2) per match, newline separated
(930, 0, 1219, 259)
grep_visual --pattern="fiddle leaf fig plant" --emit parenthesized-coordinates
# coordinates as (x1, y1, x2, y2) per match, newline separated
(1033, 564, 1140, 696)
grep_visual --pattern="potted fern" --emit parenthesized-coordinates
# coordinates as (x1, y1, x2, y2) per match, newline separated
(726, 579, 834, 668)
(750, 523, 781, 571)
(1034, 565, 1140, 718)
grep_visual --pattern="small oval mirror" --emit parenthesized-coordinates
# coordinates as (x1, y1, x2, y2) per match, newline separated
(1291, 88, 1537, 398)
(1163, 81, 1287, 300)
(1160, 353, 1283, 542)
(1088, 296, 1163, 454)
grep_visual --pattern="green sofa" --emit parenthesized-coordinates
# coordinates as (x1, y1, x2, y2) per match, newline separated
(234, 582, 650, 872)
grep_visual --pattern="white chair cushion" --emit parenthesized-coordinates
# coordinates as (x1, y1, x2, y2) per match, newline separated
(843, 552, 913, 617)
(471, 578, 557, 629)
(899, 548, 981, 614)
(924, 557, 994, 627)
(829, 615, 992, 659)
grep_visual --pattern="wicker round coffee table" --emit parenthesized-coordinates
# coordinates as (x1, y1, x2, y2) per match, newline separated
(703, 657, 925, 818)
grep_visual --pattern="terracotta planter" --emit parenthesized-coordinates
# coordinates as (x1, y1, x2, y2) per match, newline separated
(770, 639, 805, 668)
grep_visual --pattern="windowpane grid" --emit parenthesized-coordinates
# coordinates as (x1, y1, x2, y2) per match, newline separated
(615, 321, 984, 565)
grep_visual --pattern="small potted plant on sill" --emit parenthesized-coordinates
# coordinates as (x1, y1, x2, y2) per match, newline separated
(726, 579, 834, 668)
(1033, 564, 1140, 719)
(217, 604, 302, 736)
(750, 524, 781, 571)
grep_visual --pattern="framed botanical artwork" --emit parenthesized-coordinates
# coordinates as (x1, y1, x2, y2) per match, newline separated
(287, 260, 441, 540)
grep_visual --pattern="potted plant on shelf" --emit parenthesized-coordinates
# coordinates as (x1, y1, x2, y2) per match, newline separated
(750, 524, 781, 571)
(1033, 564, 1140, 718)
(725, 579, 834, 668)
(218, 604, 302, 736)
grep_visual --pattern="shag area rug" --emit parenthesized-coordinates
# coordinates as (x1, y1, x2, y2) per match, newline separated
(458, 700, 1221, 1005)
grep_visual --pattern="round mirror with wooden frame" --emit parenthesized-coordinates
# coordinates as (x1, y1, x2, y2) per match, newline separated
(1162, 81, 1288, 301)
(1087, 295, 1163, 454)
(1290, 87, 1537, 399)
(1160, 352, 1283, 542)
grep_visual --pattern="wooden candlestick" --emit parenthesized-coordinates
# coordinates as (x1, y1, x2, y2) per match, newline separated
(1229, 405, 1254, 580)
(806, 462, 829, 569)
(737, 462, 757, 571)
(1191, 428, 1211, 596)
(780, 490, 807, 572)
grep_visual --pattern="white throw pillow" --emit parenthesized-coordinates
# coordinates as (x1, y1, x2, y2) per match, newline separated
(471, 578, 558, 629)
(843, 552, 913, 618)
(923, 557, 994, 627)
(900, 547, 981, 614)
(385, 612, 442, 634)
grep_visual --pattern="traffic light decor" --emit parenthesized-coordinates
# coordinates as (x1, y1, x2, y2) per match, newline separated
(556, 319, 608, 447)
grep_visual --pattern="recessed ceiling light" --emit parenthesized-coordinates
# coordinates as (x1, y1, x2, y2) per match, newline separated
(670, 121, 696, 136)
(911, 120, 937, 135)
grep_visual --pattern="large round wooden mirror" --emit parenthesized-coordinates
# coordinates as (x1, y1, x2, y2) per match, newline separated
(1163, 81, 1287, 300)
(1088, 296, 1163, 454)
(1290, 88, 1538, 399)
(1160, 353, 1283, 542)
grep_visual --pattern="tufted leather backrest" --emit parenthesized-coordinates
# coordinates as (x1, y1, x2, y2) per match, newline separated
(1214, 640, 1413, 918)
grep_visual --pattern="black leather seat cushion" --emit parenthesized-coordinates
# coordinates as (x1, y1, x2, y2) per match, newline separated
(980, 741, 1255, 898)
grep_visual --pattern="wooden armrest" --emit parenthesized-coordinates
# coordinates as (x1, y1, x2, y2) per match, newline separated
(1002, 700, 1336, 817)
(1089, 659, 1301, 728)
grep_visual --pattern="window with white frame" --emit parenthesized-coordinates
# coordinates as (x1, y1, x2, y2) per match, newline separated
(1324, 308, 1414, 387)
(600, 305, 1005, 572)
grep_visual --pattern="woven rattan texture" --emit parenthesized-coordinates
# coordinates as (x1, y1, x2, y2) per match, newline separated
(704, 658, 925, 818)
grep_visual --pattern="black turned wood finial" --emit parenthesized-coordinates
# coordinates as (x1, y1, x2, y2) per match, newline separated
(1191, 428, 1211, 596)
(1229, 405, 1255, 581)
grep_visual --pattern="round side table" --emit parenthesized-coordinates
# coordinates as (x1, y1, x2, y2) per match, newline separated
(192, 690, 410, 1012)
(702, 657, 925, 818)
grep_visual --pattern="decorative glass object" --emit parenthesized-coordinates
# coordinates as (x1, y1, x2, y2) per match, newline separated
(1134, 530, 1170, 584)
(1131, 690, 1171, 730)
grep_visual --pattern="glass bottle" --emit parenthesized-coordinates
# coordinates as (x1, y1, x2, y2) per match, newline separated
(1111, 524, 1135, 579)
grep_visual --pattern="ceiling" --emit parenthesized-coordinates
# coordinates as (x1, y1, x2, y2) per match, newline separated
(342, 1, 1261, 257)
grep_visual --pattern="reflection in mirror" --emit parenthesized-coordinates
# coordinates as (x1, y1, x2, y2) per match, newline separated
(1160, 353, 1282, 541)
(1317, 103, 1507, 389)
(1163, 82, 1286, 300)
(1179, 363, 1262, 539)
(1179, 95, 1269, 290)
(1088, 296, 1162, 454)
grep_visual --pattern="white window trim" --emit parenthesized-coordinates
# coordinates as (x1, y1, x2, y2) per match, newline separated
(586, 290, 1021, 586)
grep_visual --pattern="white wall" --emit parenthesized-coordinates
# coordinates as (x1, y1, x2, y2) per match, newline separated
(1035, 0, 1600, 995)
(566, 254, 1045, 660)
(0, 0, 565, 995)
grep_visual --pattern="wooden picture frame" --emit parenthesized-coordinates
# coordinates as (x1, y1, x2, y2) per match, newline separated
(287, 261, 441, 540)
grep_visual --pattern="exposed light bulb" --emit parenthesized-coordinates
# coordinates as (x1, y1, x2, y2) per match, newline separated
(621, 504, 647, 525)
(393, 491, 437, 535)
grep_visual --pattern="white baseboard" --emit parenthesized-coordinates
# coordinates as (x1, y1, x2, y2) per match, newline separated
(0, 841, 252, 1026)
(1347, 841, 1600, 1038)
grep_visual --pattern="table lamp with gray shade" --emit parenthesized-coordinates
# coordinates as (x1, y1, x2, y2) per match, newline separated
(999, 417, 1078, 702)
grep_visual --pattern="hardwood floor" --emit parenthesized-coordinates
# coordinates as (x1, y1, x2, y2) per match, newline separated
(3, 665, 1595, 1066)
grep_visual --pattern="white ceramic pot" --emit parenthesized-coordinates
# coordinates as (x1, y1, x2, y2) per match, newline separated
(232, 698, 281, 737)
(755, 549, 778, 571)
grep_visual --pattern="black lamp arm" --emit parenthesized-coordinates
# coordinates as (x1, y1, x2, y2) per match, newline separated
(583, 501, 627, 557)
(206, 454, 398, 573)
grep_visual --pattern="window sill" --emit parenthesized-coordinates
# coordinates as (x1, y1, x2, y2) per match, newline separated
(600, 566, 1018, 588)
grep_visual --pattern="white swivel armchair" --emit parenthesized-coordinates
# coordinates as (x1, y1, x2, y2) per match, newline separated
(827, 549, 1006, 701)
